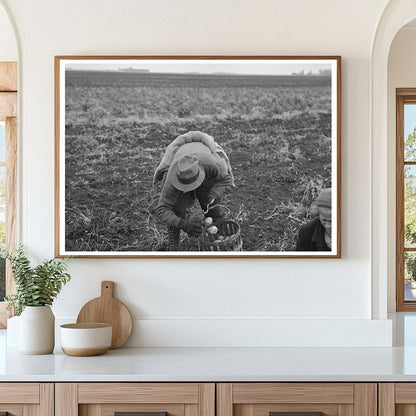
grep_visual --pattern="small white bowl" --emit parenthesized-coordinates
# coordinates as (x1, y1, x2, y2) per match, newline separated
(60, 323, 112, 356)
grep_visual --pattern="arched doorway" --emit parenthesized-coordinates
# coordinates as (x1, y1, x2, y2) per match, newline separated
(0, 0, 18, 327)
(371, 0, 416, 318)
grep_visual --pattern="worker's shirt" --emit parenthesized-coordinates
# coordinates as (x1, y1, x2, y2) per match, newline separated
(295, 217, 330, 251)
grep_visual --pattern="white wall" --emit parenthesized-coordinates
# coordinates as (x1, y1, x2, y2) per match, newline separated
(387, 26, 416, 312)
(0, 0, 393, 347)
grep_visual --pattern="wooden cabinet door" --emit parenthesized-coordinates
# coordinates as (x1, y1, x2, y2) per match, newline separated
(379, 383, 416, 416)
(55, 383, 215, 416)
(0, 383, 53, 416)
(217, 383, 377, 416)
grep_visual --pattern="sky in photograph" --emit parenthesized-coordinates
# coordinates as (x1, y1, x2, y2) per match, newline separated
(65, 60, 333, 76)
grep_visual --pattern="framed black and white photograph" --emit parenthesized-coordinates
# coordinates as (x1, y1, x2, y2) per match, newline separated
(55, 56, 341, 258)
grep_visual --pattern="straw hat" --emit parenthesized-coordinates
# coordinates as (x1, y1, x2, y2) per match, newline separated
(169, 155, 205, 192)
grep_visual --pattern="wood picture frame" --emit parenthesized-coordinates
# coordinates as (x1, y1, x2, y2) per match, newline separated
(55, 56, 341, 258)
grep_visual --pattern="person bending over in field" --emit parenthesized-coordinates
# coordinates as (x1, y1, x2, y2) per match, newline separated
(295, 188, 332, 251)
(154, 131, 234, 251)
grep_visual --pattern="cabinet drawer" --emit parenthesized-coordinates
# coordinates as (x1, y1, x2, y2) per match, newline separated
(0, 383, 39, 403)
(78, 383, 200, 404)
(56, 383, 215, 416)
(217, 383, 376, 416)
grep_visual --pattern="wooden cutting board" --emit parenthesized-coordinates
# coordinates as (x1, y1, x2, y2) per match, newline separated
(76, 281, 133, 349)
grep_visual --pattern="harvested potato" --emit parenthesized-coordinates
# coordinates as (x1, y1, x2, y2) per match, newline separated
(207, 226, 218, 235)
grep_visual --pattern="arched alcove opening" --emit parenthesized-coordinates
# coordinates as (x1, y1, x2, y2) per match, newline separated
(371, 0, 416, 320)
(387, 19, 416, 314)
(0, 1, 18, 327)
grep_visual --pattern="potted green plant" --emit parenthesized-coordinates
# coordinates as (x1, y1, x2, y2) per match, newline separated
(5, 246, 71, 354)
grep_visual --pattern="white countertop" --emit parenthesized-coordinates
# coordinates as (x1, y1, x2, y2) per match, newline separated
(2, 313, 416, 382)
(2, 345, 416, 382)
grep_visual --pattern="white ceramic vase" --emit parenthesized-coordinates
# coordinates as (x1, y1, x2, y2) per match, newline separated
(19, 305, 55, 354)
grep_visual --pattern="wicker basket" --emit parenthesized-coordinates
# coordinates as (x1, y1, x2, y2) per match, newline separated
(200, 219, 243, 252)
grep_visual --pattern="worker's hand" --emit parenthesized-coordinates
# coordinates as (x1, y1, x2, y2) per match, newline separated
(179, 219, 203, 236)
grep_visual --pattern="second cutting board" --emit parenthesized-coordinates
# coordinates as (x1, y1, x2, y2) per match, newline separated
(76, 281, 133, 349)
